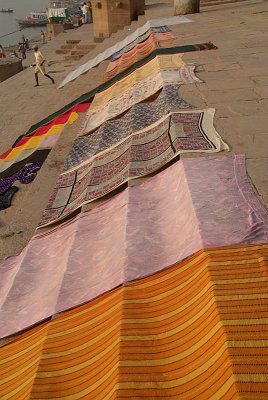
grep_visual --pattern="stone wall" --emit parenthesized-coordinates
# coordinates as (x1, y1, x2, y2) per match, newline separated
(130, 0, 145, 20)
(92, 0, 145, 40)
(0, 59, 23, 83)
(47, 23, 65, 38)
(92, 0, 111, 40)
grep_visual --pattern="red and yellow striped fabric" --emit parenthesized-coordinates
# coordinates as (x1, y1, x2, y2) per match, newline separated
(0, 103, 90, 175)
(0, 244, 267, 399)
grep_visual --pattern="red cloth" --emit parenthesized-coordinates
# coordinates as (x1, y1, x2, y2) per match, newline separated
(0, 103, 91, 160)
(0, 149, 13, 159)
(72, 103, 90, 113)
(53, 111, 72, 125)
(33, 122, 55, 136)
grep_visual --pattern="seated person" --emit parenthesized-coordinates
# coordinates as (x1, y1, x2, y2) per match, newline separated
(0, 44, 6, 58)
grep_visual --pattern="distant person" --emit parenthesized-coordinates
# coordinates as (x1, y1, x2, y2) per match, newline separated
(21, 34, 26, 43)
(25, 38, 29, 50)
(77, 7, 83, 25)
(32, 45, 54, 87)
(19, 43, 26, 59)
(40, 30, 45, 44)
(47, 29, 53, 40)
(0, 44, 6, 58)
(82, 2, 89, 23)
(88, 1, 92, 23)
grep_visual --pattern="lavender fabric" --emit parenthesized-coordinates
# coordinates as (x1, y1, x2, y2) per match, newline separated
(0, 154, 267, 339)
(0, 162, 42, 194)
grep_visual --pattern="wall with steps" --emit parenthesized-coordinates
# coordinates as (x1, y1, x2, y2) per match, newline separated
(55, 40, 96, 61)
(91, 0, 145, 40)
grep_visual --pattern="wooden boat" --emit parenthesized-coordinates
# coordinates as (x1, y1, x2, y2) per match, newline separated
(16, 12, 48, 27)
(0, 9, 13, 13)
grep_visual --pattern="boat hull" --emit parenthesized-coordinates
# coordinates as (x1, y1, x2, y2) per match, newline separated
(16, 19, 48, 27)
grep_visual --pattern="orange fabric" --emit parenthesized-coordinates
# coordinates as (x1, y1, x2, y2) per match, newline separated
(0, 244, 267, 399)
(104, 32, 176, 81)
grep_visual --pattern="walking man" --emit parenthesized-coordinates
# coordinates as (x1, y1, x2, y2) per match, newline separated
(32, 45, 54, 87)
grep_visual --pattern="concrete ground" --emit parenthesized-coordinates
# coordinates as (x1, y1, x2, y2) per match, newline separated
(0, 0, 267, 260)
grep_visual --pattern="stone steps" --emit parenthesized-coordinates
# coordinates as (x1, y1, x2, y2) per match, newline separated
(55, 49, 70, 54)
(70, 50, 91, 56)
(64, 54, 84, 61)
(56, 40, 95, 58)
(201, 0, 251, 5)
(66, 40, 81, 45)
(76, 44, 96, 51)
(60, 44, 76, 50)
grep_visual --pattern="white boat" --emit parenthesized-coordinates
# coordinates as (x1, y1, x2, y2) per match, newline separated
(16, 12, 48, 27)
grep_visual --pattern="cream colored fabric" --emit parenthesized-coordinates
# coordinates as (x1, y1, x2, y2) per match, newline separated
(34, 51, 46, 75)
(91, 54, 185, 111)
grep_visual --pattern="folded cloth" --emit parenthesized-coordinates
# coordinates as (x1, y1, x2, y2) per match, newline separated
(0, 186, 18, 210)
